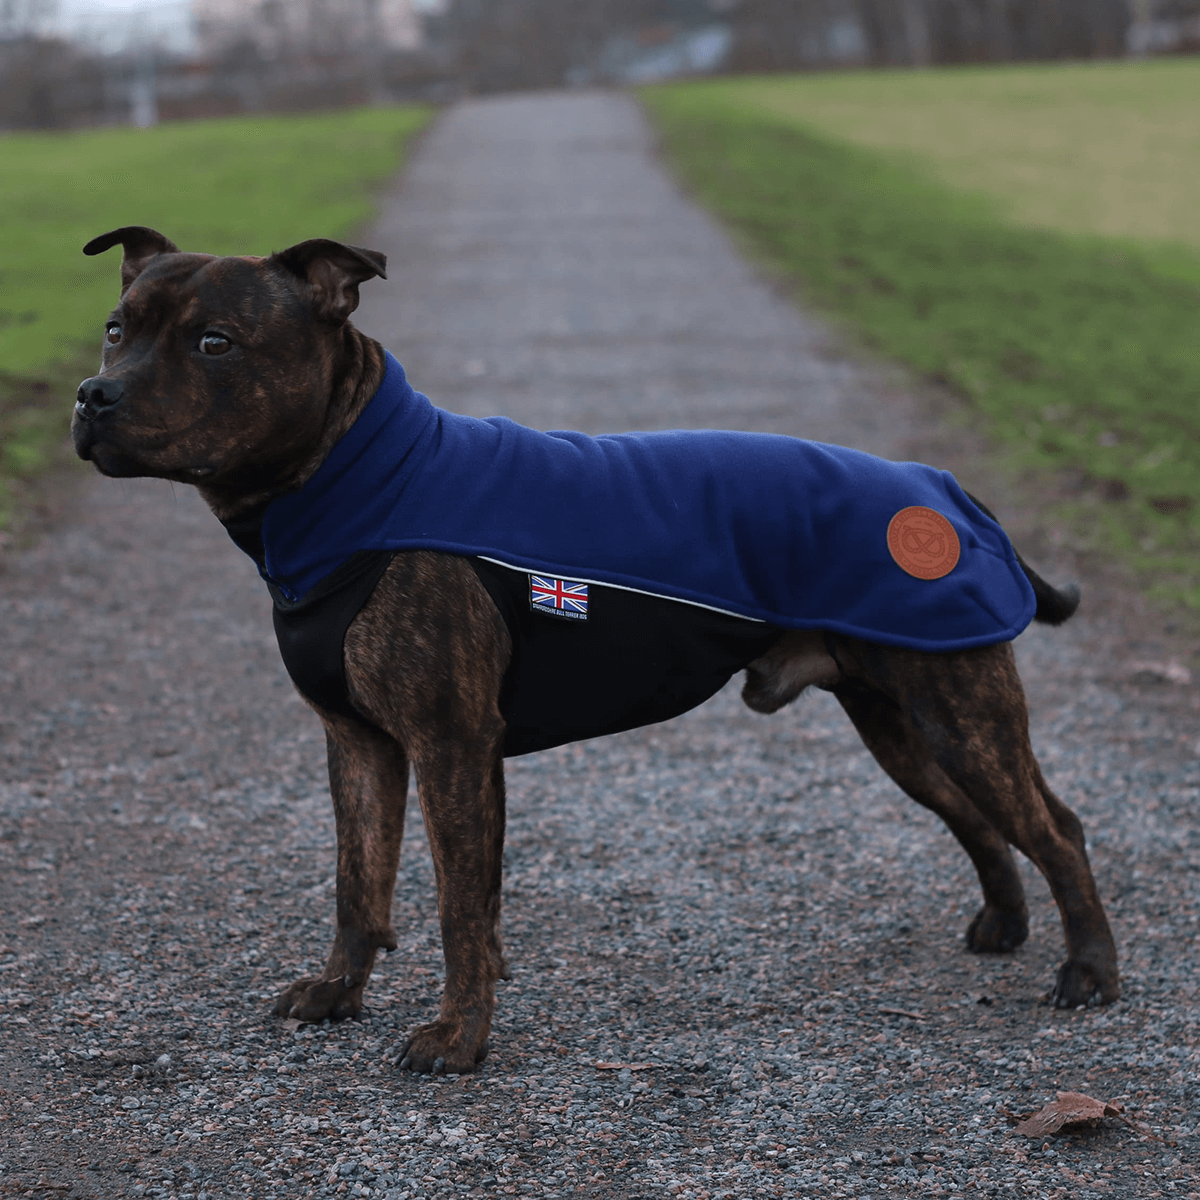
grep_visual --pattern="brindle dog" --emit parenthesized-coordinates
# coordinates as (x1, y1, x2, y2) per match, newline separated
(73, 227, 1119, 1075)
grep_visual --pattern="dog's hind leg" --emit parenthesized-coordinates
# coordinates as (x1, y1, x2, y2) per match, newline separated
(835, 638, 1118, 1008)
(274, 716, 409, 1023)
(832, 684, 1030, 955)
(745, 631, 1029, 950)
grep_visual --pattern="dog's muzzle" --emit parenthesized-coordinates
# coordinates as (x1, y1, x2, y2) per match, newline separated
(75, 375, 124, 420)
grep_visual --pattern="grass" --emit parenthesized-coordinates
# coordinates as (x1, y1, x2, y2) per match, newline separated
(727, 58, 1200, 250)
(641, 64, 1200, 611)
(0, 104, 432, 532)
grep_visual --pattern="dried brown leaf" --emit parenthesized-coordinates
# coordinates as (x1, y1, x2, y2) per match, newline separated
(1014, 1091, 1122, 1137)
(594, 1061, 658, 1071)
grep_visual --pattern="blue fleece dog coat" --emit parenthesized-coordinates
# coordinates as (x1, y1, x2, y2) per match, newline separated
(257, 354, 1034, 644)
(225, 353, 1036, 754)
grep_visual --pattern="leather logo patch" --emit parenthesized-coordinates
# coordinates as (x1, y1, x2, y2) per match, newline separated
(887, 506, 960, 580)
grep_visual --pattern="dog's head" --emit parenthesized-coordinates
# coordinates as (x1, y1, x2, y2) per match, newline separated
(73, 226, 386, 493)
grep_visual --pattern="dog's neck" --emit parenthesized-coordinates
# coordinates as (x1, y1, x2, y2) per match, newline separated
(197, 327, 387, 524)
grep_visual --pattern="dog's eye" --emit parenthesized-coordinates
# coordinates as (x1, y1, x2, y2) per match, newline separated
(105, 323, 122, 346)
(199, 333, 232, 356)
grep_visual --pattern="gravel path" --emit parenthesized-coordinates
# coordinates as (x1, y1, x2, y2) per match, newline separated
(2, 91, 1198, 1200)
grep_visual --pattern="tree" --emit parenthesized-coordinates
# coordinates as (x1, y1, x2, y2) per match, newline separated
(0, 0, 58, 39)
(433, 0, 723, 92)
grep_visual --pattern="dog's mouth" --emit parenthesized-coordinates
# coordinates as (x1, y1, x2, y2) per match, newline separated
(75, 436, 146, 479)
(72, 417, 216, 481)
(71, 414, 134, 476)
(70, 415, 103, 464)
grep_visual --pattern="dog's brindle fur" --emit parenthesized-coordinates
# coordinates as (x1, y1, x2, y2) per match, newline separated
(73, 227, 1119, 1074)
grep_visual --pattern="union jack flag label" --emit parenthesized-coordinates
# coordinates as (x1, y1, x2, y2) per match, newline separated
(529, 574, 588, 620)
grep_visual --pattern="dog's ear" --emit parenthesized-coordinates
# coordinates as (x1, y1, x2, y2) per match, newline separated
(83, 226, 180, 295)
(268, 239, 387, 324)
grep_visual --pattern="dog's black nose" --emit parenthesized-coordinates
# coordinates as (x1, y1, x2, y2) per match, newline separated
(75, 376, 124, 418)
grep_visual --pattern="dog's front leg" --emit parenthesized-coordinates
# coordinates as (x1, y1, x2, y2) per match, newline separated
(337, 551, 513, 1073)
(274, 715, 409, 1022)
(394, 743, 508, 1075)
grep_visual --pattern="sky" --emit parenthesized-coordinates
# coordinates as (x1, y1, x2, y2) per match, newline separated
(47, 0, 194, 53)
(42, 0, 442, 54)
(60, 0, 180, 10)
(57, 0, 443, 11)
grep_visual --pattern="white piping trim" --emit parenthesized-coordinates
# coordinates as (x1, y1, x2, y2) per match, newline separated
(476, 556, 768, 623)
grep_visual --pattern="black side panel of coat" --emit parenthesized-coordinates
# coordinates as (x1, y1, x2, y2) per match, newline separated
(468, 559, 782, 757)
(270, 550, 396, 718)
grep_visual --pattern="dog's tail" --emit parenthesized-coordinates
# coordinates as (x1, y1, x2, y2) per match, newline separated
(1018, 556, 1081, 626)
(964, 491, 1081, 627)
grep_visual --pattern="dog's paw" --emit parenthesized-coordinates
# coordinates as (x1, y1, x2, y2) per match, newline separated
(1049, 960, 1120, 1009)
(273, 976, 364, 1022)
(965, 905, 1029, 954)
(394, 1021, 489, 1075)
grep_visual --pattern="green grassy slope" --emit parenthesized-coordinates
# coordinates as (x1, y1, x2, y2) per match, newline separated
(0, 105, 431, 530)
(728, 59, 1200, 250)
(641, 72, 1200, 610)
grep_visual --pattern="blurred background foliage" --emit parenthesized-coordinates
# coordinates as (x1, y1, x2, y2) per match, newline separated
(0, 0, 1181, 131)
